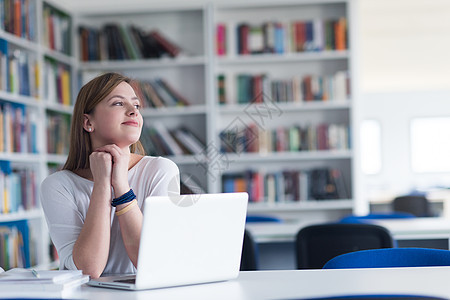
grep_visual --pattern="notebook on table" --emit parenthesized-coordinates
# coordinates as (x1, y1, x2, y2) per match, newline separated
(87, 192, 248, 290)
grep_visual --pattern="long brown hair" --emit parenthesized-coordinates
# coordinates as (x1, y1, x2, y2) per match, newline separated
(63, 72, 145, 171)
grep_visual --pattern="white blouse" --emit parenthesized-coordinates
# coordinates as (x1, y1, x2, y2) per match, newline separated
(40, 156, 180, 276)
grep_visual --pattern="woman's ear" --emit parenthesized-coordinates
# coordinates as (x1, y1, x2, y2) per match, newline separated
(83, 114, 93, 132)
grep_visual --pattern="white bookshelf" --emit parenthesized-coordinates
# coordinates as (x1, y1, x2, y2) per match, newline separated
(0, 0, 359, 267)
(210, 0, 357, 218)
(74, 0, 358, 218)
(0, 0, 76, 269)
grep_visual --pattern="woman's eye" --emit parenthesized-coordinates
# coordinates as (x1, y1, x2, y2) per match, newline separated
(113, 102, 123, 106)
(135, 104, 141, 110)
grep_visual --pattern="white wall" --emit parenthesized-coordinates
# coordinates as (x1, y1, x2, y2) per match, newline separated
(357, 0, 450, 205)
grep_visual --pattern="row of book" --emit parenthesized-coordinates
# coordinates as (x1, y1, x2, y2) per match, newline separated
(46, 112, 70, 155)
(0, 220, 32, 269)
(0, 39, 39, 98)
(132, 78, 190, 108)
(79, 23, 181, 61)
(44, 58, 72, 106)
(0, 0, 37, 42)
(0, 102, 37, 154)
(42, 3, 71, 55)
(141, 123, 205, 157)
(217, 18, 347, 55)
(222, 168, 349, 203)
(220, 123, 350, 154)
(0, 161, 37, 214)
(221, 71, 350, 104)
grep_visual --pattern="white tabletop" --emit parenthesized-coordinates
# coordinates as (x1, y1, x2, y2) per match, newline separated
(72, 267, 450, 299)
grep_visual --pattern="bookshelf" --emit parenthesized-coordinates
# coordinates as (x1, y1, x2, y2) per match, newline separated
(74, 0, 358, 222)
(1, 0, 359, 268)
(0, 0, 76, 269)
(210, 0, 358, 221)
(75, 5, 211, 193)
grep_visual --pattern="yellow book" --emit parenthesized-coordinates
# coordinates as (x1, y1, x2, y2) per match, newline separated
(0, 105, 4, 152)
(3, 177, 9, 214)
(61, 69, 71, 106)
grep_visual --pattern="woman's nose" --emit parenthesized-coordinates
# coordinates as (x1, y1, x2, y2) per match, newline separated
(127, 104, 139, 116)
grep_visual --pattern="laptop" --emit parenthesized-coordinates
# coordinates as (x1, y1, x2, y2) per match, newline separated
(87, 192, 248, 290)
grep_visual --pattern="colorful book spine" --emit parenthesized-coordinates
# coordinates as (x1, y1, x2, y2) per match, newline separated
(44, 59, 72, 106)
(0, 0, 36, 41)
(0, 219, 32, 269)
(0, 161, 37, 214)
(46, 112, 70, 155)
(42, 3, 71, 55)
(225, 71, 350, 104)
(224, 17, 348, 56)
(0, 103, 37, 154)
(222, 167, 348, 203)
(220, 123, 349, 154)
(78, 23, 183, 61)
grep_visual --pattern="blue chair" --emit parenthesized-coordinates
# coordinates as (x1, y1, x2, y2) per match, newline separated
(246, 215, 283, 223)
(323, 247, 450, 269)
(339, 212, 415, 224)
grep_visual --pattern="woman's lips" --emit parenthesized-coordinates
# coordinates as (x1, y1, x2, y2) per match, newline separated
(122, 121, 139, 127)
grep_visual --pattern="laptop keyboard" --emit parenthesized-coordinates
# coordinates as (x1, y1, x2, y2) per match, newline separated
(114, 278, 136, 284)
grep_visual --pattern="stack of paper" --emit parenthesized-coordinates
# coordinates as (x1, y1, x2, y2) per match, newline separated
(0, 268, 89, 298)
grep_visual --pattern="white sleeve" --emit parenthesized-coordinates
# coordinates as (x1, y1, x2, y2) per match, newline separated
(146, 157, 181, 196)
(40, 173, 82, 271)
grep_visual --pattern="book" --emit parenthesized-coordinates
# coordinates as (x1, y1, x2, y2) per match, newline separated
(0, 268, 83, 283)
(148, 30, 181, 57)
(216, 23, 227, 56)
(0, 268, 89, 298)
(152, 122, 184, 156)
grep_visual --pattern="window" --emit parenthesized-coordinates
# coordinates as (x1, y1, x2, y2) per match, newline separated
(360, 120, 382, 175)
(411, 117, 450, 173)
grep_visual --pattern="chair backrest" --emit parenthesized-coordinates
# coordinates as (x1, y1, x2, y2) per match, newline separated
(392, 195, 431, 217)
(323, 247, 450, 269)
(295, 223, 394, 269)
(240, 229, 258, 271)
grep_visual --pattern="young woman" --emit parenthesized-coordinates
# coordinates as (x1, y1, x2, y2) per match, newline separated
(40, 72, 180, 278)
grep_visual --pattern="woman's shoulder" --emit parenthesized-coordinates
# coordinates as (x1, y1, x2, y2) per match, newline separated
(134, 155, 179, 175)
(137, 155, 178, 168)
(41, 170, 82, 191)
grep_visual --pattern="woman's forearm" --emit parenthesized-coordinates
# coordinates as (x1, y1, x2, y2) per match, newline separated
(116, 201, 143, 267)
(73, 183, 112, 278)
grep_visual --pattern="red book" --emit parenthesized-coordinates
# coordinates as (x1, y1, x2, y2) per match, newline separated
(317, 123, 329, 150)
(303, 76, 313, 101)
(48, 14, 55, 50)
(239, 24, 250, 55)
(252, 74, 263, 103)
(148, 30, 181, 57)
(295, 21, 306, 52)
(216, 23, 226, 56)
(14, 0, 21, 37)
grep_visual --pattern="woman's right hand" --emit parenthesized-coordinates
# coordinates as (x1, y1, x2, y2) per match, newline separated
(89, 151, 113, 187)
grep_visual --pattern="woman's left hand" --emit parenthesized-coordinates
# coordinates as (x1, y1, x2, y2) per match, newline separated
(94, 144, 130, 196)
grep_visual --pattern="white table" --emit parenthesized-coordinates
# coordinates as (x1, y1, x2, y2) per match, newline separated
(72, 267, 450, 299)
(246, 217, 450, 246)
